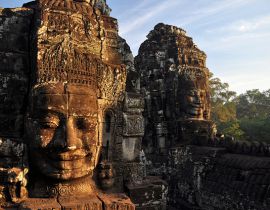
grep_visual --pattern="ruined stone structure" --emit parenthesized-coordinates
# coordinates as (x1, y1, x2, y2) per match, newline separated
(135, 23, 270, 210)
(1, 1, 270, 210)
(135, 23, 215, 155)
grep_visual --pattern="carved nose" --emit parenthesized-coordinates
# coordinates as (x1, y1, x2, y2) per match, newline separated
(53, 117, 82, 151)
(65, 117, 82, 150)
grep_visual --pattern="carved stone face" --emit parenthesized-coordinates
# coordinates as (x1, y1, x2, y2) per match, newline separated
(183, 89, 206, 119)
(26, 84, 99, 180)
(98, 161, 115, 190)
(179, 71, 209, 120)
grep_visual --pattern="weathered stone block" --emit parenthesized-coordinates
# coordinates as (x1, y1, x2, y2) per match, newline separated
(0, 116, 24, 137)
(123, 114, 144, 136)
(0, 34, 29, 52)
(0, 53, 29, 74)
(0, 8, 32, 34)
(0, 73, 28, 94)
(98, 193, 135, 210)
(0, 138, 25, 158)
(124, 92, 144, 114)
(122, 138, 141, 161)
(58, 196, 103, 210)
(127, 177, 167, 208)
(19, 198, 61, 210)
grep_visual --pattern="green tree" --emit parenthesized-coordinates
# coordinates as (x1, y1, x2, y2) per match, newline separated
(218, 120, 244, 140)
(209, 74, 270, 142)
(236, 89, 270, 119)
(209, 73, 244, 139)
(239, 117, 270, 143)
(235, 89, 270, 143)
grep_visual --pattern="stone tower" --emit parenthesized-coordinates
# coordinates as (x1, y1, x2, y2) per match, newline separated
(135, 23, 215, 154)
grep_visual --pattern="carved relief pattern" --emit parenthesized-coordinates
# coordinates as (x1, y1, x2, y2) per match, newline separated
(34, 1, 126, 103)
(123, 114, 144, 136)
(37, 182, 95, 197)
(97, 64, 126, 101)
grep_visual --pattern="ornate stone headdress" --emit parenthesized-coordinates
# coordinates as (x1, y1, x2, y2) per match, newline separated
(36, 40, 126, 101)
(178, 66, 208, 82)
(31, 0, 126, 102)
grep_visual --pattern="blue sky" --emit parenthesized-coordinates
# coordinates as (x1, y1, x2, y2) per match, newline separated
(1, 0, 270, 93)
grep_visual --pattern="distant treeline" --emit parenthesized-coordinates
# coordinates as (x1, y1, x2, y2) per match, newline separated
(210, 73, 270, 143)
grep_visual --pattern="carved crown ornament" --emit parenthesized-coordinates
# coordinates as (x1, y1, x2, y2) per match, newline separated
(36, 41, 127, 102)
(178, 65, 209, 81)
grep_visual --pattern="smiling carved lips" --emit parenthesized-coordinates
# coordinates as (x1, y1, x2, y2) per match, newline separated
(46, 149, 91, 161)
(188, 105, 203, 116)
(45, 150, 92, 170)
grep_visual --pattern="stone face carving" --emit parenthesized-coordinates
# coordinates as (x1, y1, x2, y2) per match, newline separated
(25, 0, 104, 191)
(135, 23, 213, 150)
(25, 84, 99, 181)
(178, 68, 210, 120)
(23, 0, 131, 199)
(98, 161, 115, 190)
(133, 23, 270, 210)
(0, 0, 137, 209)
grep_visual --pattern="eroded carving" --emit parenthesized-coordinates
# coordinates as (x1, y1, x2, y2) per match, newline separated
(178, 67, 210, 120)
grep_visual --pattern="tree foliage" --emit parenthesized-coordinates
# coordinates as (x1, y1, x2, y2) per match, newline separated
(240, 117, 270, 143)
(209, 73, 270, 143)
(236, 89, 270, 119)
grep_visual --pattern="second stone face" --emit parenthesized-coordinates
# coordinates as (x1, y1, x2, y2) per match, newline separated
(135, 23, 213, 150)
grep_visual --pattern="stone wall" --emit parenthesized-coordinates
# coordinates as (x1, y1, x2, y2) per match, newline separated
(167, 145, 270, 210)
(0, 7, 32, 140)
(0, 7, 32, 205)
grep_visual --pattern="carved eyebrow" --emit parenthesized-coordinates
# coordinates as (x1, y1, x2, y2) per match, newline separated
(67, 112, 98, 118)
(32, 109, 66, 119)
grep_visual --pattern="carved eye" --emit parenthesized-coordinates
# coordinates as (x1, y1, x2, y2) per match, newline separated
(37, 114, 60, 129)
(76, 118, 87, 130)
(76, 118, 97, 131)
(76, 118, 91, 130)
(39, 121, 58, 129)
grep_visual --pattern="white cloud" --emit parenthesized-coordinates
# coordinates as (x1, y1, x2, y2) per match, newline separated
(192, 0, 250, 15)
(112, 0, 150, 20)
(119, 0, 180, 36)
(200, 14, 270, 52)
(236, 16, 270, 32)
(207, 15, 270, 34)
(177, 0, 256, 27)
